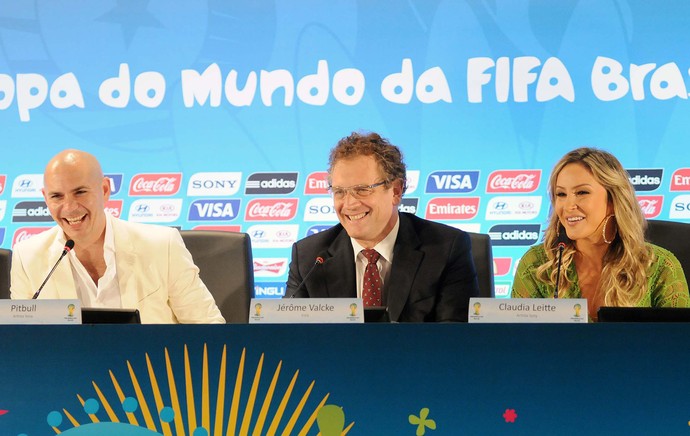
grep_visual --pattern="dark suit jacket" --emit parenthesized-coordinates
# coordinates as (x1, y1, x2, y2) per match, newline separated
(286, 212, 479, 322)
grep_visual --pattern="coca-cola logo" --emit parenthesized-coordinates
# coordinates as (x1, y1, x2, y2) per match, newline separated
(12, 227, 51, 246)
(128, 173, 182, 196)
(486, 170, 541, 193)
(637, 195, 663, 218)
(245, 199, 298, 221)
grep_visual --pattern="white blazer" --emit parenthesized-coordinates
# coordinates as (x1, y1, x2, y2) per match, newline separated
(10, 217, 225, 324)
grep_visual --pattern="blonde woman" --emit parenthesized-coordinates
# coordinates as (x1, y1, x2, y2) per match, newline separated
(512, 147, 689, 320)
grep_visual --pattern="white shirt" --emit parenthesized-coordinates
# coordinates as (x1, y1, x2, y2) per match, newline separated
(350, 215, 400, 298)
(65, 213, 122, 308)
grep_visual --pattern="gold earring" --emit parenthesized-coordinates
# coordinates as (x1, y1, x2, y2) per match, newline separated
(602, 214, 616, 244)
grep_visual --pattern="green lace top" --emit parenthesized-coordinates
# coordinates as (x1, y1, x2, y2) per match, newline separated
(511, 243, 690, 308)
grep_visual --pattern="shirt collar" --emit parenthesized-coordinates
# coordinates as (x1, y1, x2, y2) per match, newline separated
(57, 211, 115, 255)
(350, 212, 400, 263)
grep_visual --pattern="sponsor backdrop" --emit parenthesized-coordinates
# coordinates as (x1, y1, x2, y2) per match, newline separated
(1, 1, 688, 298)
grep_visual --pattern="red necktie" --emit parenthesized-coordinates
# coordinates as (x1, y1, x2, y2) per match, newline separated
(361, 249, 382, 307)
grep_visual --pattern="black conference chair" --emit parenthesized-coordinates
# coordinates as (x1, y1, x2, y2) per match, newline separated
(468, 232, 495, 297)
(0, 248, 10, 299)
(646, 219, 690, 282)
(179, 230, 254, 323)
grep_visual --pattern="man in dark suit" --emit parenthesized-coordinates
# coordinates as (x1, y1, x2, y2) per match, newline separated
(286, 131, 479, 322)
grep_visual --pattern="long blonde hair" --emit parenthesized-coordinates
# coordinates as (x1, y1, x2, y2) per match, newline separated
(536, 147, 652, 306)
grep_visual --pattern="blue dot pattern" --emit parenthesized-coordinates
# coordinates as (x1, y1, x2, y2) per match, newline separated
(122, 397, 138, 413)
(361, 249, 382, 307)
(160, 406, 175, 423)
(84, 398, 100, 415)
(47, 411, 63, 427)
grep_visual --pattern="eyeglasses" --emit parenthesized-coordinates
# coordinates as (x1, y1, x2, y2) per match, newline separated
(328, 181, 388, 200)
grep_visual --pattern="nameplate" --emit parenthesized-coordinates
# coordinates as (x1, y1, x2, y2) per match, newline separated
(248, 298, 364, 324)
(468, 297, 588, 323)
(0, 299, 82, 324)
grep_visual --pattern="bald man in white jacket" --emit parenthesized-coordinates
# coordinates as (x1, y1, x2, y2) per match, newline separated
(10, 149, 225, 324)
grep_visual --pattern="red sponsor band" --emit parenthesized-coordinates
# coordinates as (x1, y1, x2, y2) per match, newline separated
(305, 172, 329, 194)
(105, 200, 123, 218)
(425, 197, 480, 220)
(493, 257, 512, 276)
(13, 227, 52, 246)
(637, 195, 663, 218)
(670, 169, 690, 191)
(487, 170, 541, 193)
(245, 199, 298, 221)
(129, 173, 182, 196)
(253, 260, 287, 274)
(0, 175, 6, 195)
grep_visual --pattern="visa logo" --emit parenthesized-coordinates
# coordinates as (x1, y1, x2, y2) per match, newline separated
(425, 171, 479, 193)
(306, 225, 332, 236)
(188, 199, 240, 221)
(105, 174, 123, 195)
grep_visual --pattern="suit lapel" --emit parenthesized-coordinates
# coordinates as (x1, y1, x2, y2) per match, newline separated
(111, 218, 141, 309)
(321, 228, 356, 297)
(386, 214, 423, 321)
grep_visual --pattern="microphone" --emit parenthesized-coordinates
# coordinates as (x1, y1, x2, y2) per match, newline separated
(285, 253, 328, 299)
(32, 239, 75, 300)
(554, 231, 568, 299)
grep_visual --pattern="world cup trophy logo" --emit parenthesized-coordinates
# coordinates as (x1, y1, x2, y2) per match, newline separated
(67, 303, 76, 317)
(573, 303, 582, 317)
(349, 303, 358, 317)
(473, 302, 481, 316)
(254, 303, 263, 317)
